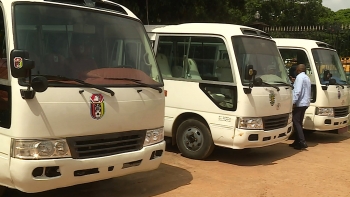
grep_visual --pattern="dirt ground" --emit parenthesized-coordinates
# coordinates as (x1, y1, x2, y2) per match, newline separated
(4, 131, 350, 197)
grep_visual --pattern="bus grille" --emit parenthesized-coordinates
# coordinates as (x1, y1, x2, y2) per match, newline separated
(334, 106, 349, 118)
(66, 130, 146, 159)
(262, 114, 289, 131)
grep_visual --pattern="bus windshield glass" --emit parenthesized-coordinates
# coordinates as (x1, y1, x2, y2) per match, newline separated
(13, 4, 162, 86)
(232, 36, 289, 85)
(312, 49, 347, 85)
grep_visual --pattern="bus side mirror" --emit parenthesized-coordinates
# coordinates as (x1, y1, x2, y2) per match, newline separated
(10, 49, 35, 78)
(254, 77, 263, 86)
(31, 76, 48, 93)
(323, 70, 332, 81)
(245, 65, 256, 80)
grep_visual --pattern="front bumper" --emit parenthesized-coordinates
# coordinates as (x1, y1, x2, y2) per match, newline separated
(9, 141, 165, 193)
(306, 115, 349, 131)
(232, 122, 293, 149)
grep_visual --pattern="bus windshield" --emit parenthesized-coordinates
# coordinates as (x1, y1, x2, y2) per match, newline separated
(232, 37, 289, 85)
(312, 49, 347, 85)
(13, 4, 162, 86)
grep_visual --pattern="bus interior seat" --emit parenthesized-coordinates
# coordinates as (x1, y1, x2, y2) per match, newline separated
(67, 37, 98, 79)
(0, 50, 7, 79)
(43, 35, 66, 76)
(187, 58, 201, 80)
(156, 53, 172, 78)
(216, 59, 233, 82)
(43, 53, 66, 76)
(172, 65, 183, 78)
(26, 39, 41, 75)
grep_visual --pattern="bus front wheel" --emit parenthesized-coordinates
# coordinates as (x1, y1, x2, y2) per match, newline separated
(0, 186, 6, 196)
(176, 119, 215, 160)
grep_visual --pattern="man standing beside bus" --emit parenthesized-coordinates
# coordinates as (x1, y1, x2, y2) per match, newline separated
(290, 64, 311, 150)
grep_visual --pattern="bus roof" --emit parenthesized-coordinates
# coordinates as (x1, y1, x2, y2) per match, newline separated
(145, 23, 272, 39)
(2, 0, 139, 20)
(273, 38, 335, 50)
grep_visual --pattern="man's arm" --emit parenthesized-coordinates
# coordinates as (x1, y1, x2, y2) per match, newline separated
(293, 77, 302, 104)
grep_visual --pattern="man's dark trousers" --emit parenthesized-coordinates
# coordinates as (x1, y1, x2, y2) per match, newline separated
(292, 106, 308, 143)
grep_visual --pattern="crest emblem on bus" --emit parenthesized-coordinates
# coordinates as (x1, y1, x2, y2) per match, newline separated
(14, 57, 23, 69)
(276, 103, 280, 110)
(338, 91, 341, 99)
(269, 91, 275, 106)
(90, 94, 105, 120)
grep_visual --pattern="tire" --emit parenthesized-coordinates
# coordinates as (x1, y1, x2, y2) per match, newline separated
(0, 186, 6, 197)
(176, 119, 215, 160)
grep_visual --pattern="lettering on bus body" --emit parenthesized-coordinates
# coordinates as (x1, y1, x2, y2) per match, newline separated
(218, 116, 231, 122)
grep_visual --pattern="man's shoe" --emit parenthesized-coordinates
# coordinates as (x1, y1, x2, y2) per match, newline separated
(289, 141, 298, 147)
(294, 142, 308, 150)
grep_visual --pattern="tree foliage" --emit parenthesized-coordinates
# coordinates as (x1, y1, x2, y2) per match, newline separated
(111, 0, 350, 26)
(110, 0, 350, 56)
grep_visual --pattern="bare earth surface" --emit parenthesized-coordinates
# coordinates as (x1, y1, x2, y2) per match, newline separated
(5, 131, 350, 197)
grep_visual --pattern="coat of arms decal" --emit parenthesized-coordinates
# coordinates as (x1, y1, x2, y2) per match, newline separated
(269, 91, 276, 106)
(90, 94, 105, 120)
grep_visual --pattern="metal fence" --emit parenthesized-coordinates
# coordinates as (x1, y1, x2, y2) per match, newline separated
(263, 24, 350, 57)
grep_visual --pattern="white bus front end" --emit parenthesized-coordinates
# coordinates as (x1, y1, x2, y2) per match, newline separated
(275, 38, 349, 134)
(146, 24, 293, 160)
(0, 0, 165, 194)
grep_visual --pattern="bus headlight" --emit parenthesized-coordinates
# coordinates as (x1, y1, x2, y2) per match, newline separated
(316, 107, 334, 117)
(144, 127, 164, 147)
(288, 113, 293, 124)
(238, 118, 263, 130)
(12, 139, 71, 159)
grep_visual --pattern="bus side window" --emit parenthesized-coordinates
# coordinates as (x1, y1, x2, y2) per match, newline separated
(0, 6, 10, 129)
(0, 86, 10, 129)
(156, 35, 234, 83)
(0, 6, 7, 80)
(199, 83, 237, 111)
(279, 48, 314, 83)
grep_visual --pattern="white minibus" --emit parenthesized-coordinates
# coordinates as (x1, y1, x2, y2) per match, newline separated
(146, 23, 294, 160)
(0, 0, 165, 194)
(275, 38, 349, 133)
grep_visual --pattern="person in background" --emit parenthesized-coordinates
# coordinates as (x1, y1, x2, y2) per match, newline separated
(290, 64, 311, 150)
(288, 64, 297, 83)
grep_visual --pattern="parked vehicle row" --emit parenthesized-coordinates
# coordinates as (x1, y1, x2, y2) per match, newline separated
(145, 24, 349, 159)
(0, 0, 347, 196)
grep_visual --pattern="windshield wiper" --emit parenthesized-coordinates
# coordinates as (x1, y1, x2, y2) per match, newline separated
(261, 81, 280, 91)
(104, 77, 163, 93)
(32, 75, 115, 96)
(336, 83, 345, 89)
(328, 79, 345, 89)
(271, 81, 294, 89)
(336, 80, 348, 88)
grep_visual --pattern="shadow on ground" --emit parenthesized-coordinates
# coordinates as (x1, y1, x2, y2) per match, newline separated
(206, 143, 300, 166)
(165, 131, 350, 167)
(4, 163, 193, 197)
(305, 131, 350, 144)
(166, 141, 300, 166)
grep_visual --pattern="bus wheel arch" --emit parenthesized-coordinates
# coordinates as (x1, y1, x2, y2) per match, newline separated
(172, 113, 215, 160)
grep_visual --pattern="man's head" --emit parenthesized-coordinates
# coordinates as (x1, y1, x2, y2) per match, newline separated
(296, 64, 306, 75)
